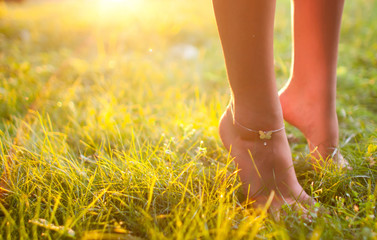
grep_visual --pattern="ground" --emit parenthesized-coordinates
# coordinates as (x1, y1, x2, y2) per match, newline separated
(0, 0, 377, 239)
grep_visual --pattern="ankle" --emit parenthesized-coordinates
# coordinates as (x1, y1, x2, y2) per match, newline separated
(230, 102, 284, 131)
(282, 77, 337, 104)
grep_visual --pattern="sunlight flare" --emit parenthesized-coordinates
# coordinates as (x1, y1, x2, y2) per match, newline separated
(97, 0, 144, 14)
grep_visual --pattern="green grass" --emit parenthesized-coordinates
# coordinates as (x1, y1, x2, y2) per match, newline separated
(0, 0, 377, 239)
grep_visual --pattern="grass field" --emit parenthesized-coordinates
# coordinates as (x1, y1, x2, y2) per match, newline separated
(0, 0, 377, 239)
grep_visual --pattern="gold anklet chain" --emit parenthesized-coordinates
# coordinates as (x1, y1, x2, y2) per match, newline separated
(229, 103, 285, 146)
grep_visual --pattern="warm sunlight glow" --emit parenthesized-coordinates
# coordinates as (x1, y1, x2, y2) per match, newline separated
(97, 0, 144, 15)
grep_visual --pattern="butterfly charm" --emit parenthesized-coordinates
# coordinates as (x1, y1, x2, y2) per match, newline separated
(259, 131, 272, 140)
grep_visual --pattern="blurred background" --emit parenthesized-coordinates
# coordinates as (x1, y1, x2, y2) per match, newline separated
(1, 0, 375, 147)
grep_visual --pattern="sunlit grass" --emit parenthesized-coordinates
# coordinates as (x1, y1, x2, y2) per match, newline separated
(0, 0, 377, 239)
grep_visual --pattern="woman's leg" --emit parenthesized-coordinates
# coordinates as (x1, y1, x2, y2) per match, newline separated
(279, 0, 345, 166)
(213, 0, 312, 209)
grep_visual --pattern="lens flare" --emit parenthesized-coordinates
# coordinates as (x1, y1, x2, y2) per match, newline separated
(97, 0, 143, 12)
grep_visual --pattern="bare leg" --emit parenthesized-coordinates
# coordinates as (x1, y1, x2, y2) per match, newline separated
(279, 0, 346, 167)
(214, 0, 313, 210)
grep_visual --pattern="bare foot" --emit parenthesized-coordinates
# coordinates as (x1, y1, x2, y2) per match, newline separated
(279, 83, 349, 169)
(219, 105, 314, 213)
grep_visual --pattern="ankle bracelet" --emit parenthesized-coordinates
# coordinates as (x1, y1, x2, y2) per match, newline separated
(230, 103, 285, 146)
